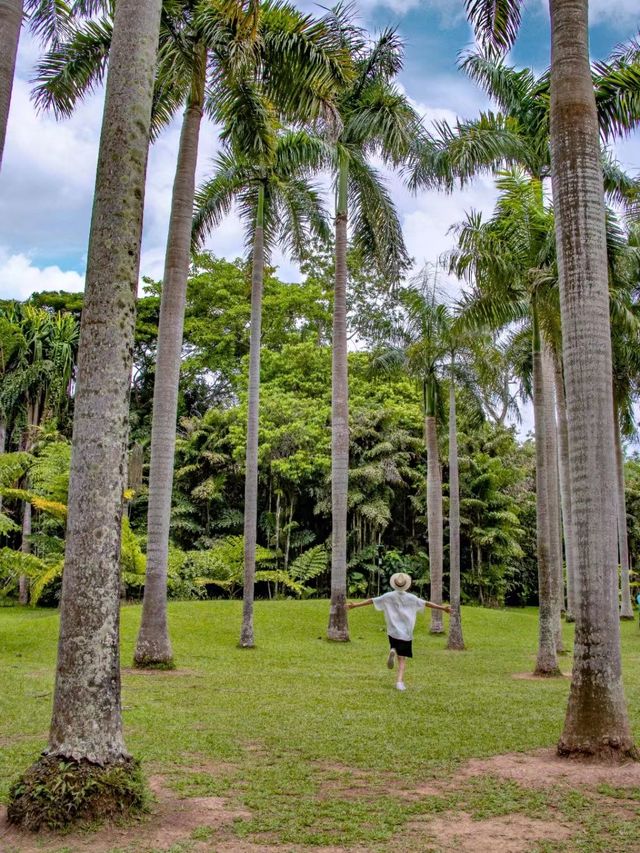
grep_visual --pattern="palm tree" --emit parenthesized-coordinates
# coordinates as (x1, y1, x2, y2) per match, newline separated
(419, 40, 640, 629)
(193, 125, 331, 648)
(451, 171, 563, 673)
(7, 0, 164, 829)
(464, 0, 637, 760)
(446, 350, 464, 650)
(0, 0, 104, 170)
(36, 0, 350, 667)
(322, 5, 421, 641)
(373, 272, 455, 634)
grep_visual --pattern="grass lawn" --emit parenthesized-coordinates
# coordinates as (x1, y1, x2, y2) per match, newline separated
(1, 601, 640, 852)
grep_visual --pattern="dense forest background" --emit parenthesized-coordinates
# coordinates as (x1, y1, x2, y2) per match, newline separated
(3, 249, 639, 610)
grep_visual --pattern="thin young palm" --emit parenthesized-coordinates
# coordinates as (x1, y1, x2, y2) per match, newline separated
(193, 124, 331, 648)
(322, 4, 422, 641)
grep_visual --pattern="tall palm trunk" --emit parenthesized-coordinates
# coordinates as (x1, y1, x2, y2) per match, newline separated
(327, 154, 349, 641)
(542, 344, 564, 652)
(553, 349, 577, 622)
(135, 51, 206, 668)
(551, 0, 635, 758)
(614, 400, 633, 620)
(240, 183, 265, 648)
(446, 362, 464, 650)
(8, 0, 163, 825)
(425, 379, 444, 634)
(0, 0, 22, 172)
(533, 303, 560, 676)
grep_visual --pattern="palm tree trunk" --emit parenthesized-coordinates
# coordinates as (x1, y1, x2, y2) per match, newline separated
(18, 500, 31, 604)
(533, 304, 560, 676)
(0, 0, 22, 172)
(551, 0, 635, 759)
(7, 0, 163, 828)
(542, 344, 564, 653)
(134, 50, 206, 668)
(614, 400, 634, 620)
(240, 183, 265, 648)
(0, 416, 5, 514)
(446, 364, 464, 650)
(425, 386, 444, 634)
(553, 349, 576, 622)
(327, 154, 349, 641)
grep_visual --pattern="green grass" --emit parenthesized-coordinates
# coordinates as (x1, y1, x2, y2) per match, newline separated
(1, 602, 640, 851)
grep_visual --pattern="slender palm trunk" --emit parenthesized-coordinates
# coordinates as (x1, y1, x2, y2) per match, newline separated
(551, 0, 635, 758)
(240, 184, 265, 648)
(446, 364, 464, 650)
(533, 305, 561, 676)
(614, 401, 634, 620)
(0, 416, 5, 514)
(328, 155, 349, 641)
(135, 52, 206, 668)
(553, 350, 577, 622)
(7, 1, 163, 826)
(542, 344, 564, 652)
(0, 0, 22, 172)
(425, 383, 444, 634)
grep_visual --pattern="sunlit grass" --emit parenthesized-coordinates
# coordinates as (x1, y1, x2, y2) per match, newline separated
(2, 602, 640, 850)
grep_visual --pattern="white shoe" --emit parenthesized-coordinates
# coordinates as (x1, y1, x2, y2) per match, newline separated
(387, 648, 396, 669)
(396, 682, 406, 691)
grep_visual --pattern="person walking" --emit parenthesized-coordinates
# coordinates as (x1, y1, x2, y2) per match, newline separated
(347, 572, 450, 691)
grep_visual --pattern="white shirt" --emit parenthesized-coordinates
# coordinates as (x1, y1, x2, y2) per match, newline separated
(372, 590, 426, 641)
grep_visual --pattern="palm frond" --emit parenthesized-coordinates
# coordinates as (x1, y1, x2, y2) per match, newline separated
(465, 0, 522, 53)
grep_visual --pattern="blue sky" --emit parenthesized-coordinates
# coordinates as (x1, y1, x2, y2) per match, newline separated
(0, 0, 638, 300)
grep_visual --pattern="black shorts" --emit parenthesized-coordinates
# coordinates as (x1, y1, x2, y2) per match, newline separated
(388, 635, 413, 658)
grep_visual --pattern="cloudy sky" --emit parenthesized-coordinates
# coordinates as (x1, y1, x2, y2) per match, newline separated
(0, 0, 638, 304)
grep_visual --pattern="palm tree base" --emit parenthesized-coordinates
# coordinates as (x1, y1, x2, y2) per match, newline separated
(532, 666, 563, 678)
(7, 755, 146, 831)
(134, 635, 175, 670)
(620, 614, 635, 621)
(132, 655, 176, 671)
(429, 628, 445, 636)
(557, 739, 639, 762)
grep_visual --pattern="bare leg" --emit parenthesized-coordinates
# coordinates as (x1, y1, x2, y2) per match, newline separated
(397, 656, 406, 685)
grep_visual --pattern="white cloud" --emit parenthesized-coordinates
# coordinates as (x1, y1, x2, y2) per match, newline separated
(0, 250, 84, 300)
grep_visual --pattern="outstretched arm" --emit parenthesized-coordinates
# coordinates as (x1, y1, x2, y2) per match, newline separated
(347, 599, 373, 610)
(424, 601, 451, 614)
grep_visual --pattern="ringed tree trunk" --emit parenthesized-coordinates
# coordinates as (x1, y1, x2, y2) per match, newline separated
(446, 363, 464, 650)
(542, 344, 564, 652)
(7, 0, 163, 830)
(327, 153, 349, 641)
(135, 49, 206, 668)
(551, 0, 636, 759)
(614, 400, 634, 620)
(532, 303, 561, 676)
(240, 183, 265, 648)
(553, 349, 577, 622)
(425, 378, 444, 634)
(0, 0, 23, 172)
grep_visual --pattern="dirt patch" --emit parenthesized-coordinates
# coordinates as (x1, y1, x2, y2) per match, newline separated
(408, 810, 573, 852)
(0, 773, 250, 853)
(458, 748, 640, 789)
(512, 672, 571, 681)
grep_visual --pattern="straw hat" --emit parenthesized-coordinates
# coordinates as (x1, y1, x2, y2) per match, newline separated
(390, 572, 412, 591)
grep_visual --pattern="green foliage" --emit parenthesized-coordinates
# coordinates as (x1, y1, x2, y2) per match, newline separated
(7, 755, 146, 831)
